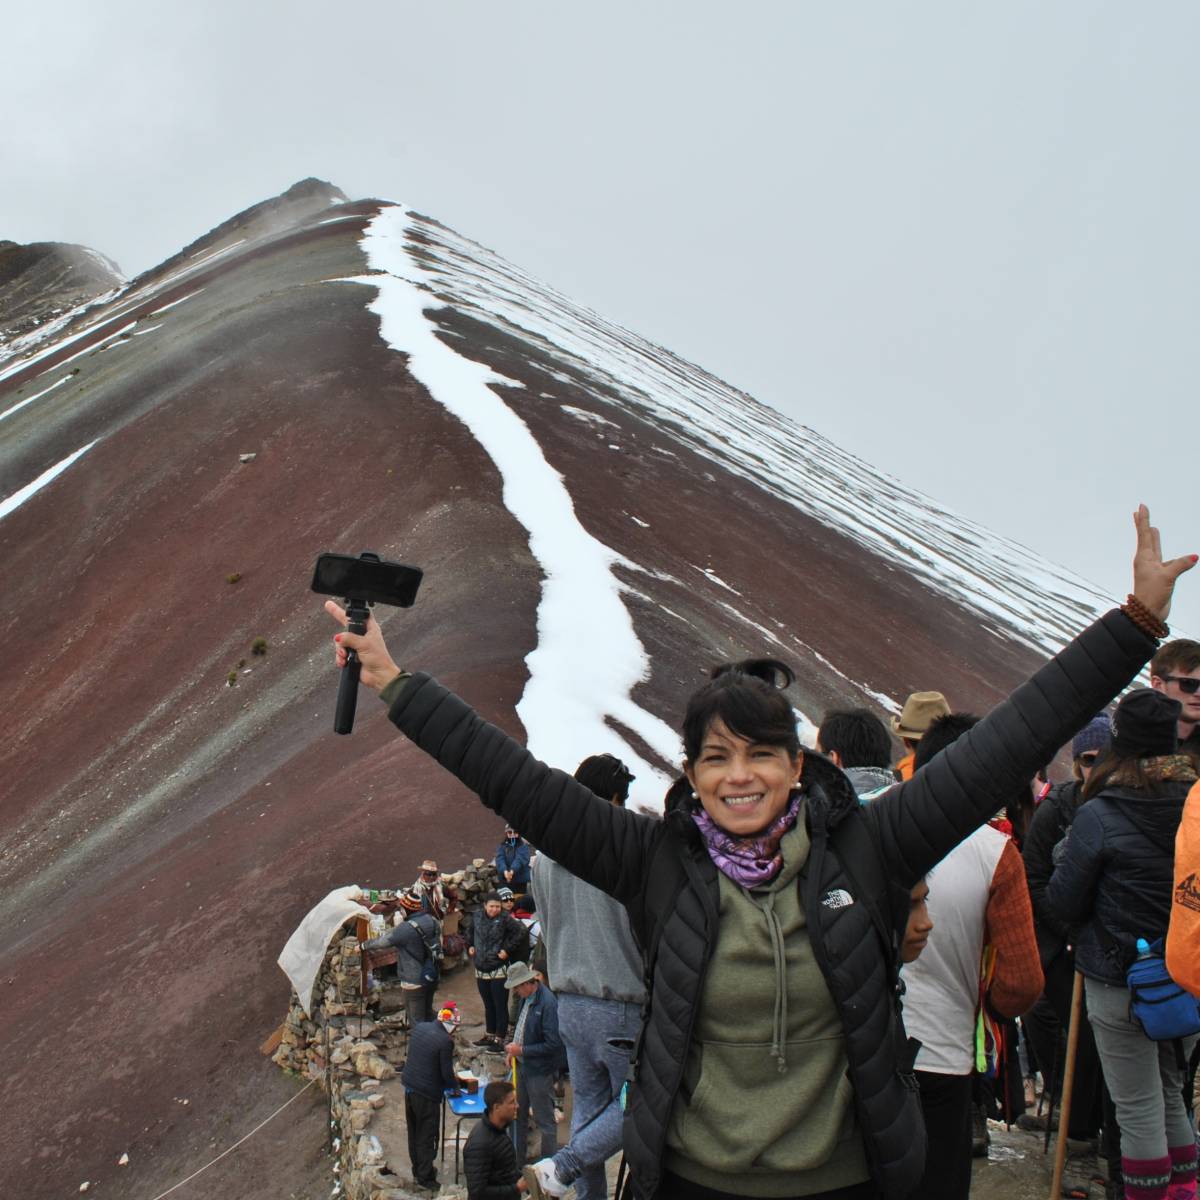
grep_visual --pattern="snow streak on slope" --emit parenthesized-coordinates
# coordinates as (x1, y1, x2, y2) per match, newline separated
(355, 207, 682, 800)
(0, 441, 98, 520)
(397, 209, 1110, 655)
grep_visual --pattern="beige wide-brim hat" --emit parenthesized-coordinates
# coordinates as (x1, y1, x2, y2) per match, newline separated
(504, 962, 538, 990)
(891, 691, 950, 740)
(419, 859, 439, 873)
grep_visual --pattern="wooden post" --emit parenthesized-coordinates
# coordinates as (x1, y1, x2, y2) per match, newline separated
(1049, 971, 1085, 1200)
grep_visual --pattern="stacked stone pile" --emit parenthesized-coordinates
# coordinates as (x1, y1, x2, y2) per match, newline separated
(442, 857, 500, 907)
(272, 861, 505, 1199)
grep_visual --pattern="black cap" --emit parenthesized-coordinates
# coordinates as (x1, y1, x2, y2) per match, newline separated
(1110, 688, 1180, 758)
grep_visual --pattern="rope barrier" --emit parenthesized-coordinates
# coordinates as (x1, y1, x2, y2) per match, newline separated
(145, 1078, 317, 1200)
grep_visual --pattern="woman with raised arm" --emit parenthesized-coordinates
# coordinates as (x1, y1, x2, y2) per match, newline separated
(326, 507, 1193, 1200)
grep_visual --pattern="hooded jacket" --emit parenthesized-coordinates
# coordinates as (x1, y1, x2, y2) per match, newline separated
(1045, 768, 1195, 983)
(379, 609, 1155, 1198)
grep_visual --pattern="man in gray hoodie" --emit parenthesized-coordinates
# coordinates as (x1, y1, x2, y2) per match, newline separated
(525, 753, 646, 1200)
(817, 708, 896, 802)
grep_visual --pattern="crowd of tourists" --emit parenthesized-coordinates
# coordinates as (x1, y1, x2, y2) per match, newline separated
(330, 509, 1200, 1200)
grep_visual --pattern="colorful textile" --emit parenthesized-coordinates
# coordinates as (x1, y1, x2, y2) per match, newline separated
(691, 791, 803, 887)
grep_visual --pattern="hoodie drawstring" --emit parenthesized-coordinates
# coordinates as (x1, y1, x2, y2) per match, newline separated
(754, 889, 789, 1074)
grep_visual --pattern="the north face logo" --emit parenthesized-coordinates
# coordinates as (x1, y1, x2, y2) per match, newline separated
(821, 889, 854, 910)
(1176, 873, 1200, 914)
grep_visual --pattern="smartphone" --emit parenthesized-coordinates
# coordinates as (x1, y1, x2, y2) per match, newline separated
(310, 552, 423, 608)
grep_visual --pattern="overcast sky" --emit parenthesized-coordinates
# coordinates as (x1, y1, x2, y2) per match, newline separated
(5, 1, 1198, 633)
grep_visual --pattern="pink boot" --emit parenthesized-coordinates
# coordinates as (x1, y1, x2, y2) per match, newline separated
(1123, 1155, 1172, 1200)
(1168, 1143, 1198, 1200)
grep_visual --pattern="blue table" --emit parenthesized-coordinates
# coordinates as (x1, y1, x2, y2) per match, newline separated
(441, 1088, 486, 1183)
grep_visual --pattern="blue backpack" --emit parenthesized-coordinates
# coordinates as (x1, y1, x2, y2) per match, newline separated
(1127, 939, 1200, 1042)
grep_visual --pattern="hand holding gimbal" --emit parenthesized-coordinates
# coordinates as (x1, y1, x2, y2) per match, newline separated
(312, 551, 423, 734)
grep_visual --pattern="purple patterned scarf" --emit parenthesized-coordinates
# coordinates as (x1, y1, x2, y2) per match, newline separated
(691, 791, 803, 887)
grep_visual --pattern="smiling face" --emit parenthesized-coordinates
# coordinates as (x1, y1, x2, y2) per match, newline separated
(685, 718, 802, 836)
(483, 900, 501, 918)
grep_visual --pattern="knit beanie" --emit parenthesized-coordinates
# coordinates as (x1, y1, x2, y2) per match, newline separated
(1072, 715, 1112, 759)
(1110, 688, 1180, 758)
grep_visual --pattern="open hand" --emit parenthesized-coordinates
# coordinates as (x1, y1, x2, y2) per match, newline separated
(325, 600, 403, 692)
(1132, 505, 1196, 620)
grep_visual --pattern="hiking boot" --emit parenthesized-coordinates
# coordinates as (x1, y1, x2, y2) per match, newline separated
(972, 1104, 990, 1158)
(528, 1159, 569, 1197)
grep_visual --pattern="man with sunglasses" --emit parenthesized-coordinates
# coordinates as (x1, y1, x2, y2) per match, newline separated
(1150, 639, 1200, 758)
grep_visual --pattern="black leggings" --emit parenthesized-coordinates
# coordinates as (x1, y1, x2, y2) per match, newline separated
(656, 1172, 878, 1199)
(476, 975, 508, 1038)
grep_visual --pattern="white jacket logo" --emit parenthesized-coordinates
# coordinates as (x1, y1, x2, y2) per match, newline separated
(821, 889, 854, 909)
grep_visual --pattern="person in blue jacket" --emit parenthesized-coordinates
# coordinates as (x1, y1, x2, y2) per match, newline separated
(504, 961, 565, 1169)
(496, 826, 532, 893)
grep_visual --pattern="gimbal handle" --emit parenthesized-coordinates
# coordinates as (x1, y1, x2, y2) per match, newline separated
(334, 599, 371, 735)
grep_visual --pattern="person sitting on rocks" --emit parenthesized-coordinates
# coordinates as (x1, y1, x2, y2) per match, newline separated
(464, 1080, 529, 1199)
(496, 827, 533, 895)
(362, 890, 442, 1029)
(401, 1004, 465, 1193)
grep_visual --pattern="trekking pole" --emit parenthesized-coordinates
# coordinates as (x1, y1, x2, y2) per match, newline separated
(1049, 972, 1085, 1200)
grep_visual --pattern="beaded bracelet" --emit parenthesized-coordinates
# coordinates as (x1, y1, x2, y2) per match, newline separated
(1122, 594, 1170, 640)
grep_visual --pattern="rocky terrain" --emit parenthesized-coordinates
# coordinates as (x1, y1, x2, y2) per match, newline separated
(0, 178, 1113, 1198)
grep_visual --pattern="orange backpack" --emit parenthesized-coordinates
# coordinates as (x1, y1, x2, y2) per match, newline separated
(1166, 779, 1200, 996)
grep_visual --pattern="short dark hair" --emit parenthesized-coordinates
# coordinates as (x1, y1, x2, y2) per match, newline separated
(483, 890, 502, 905)
(818, 709, 892, 769)
(1151, 639, 1200, 679)
(483, 1080, 514, 1113)
(913, 713, 981, 772)
(682, 659, 800, 764)
(575, 753, 635, 804)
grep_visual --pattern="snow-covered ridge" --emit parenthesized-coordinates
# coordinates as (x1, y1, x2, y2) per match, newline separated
(354, 208, 685, 800)
(397, 206, 1110, 655)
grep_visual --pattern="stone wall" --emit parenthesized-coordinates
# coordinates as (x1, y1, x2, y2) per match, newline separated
(271, 859, 505, 1200)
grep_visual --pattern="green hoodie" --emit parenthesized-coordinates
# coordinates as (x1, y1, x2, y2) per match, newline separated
(663, 819, 869, 1196)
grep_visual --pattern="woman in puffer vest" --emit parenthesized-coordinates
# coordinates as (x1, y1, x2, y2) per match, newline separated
(325, 508, 1193, 1200)
(1046, 688, 1199, 1200)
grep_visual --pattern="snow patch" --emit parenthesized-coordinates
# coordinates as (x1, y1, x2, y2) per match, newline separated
(0, 375, 70, 424)
(0, 441, 98, 521)
(560, 405, 618, 430)
(348, 206, 681, 802)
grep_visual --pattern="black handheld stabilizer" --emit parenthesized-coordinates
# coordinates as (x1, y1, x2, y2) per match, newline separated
(311, 551, 423, 735)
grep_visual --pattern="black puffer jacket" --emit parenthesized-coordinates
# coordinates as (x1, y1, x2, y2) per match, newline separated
(383, 610, 1154, 1199)
(1045, 775, 1194, 982)
(462, 1115, 521, 1200)
(470, 910, 524, 972)
(1023, 780, 1084, 966)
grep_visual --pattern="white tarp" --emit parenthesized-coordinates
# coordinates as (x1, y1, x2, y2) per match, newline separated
(278, 884, 372, 1016)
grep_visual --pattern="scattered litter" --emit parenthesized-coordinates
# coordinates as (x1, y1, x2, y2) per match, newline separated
(238, 453, 257, 463)
(118, 1152, 129, 1166)
(988, 1143, 1025, 1162)
(79, 1185, 89, 1193)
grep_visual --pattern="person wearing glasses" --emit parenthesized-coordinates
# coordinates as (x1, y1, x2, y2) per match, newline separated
(1149, 639, 1200, 759)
